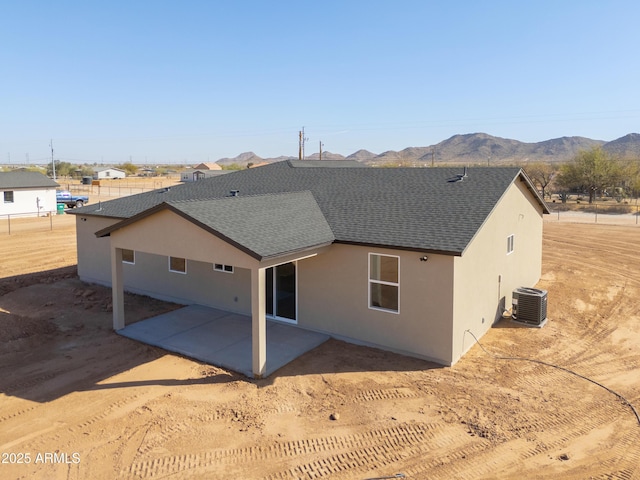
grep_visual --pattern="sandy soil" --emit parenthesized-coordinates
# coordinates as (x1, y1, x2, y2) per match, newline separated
(1, 219, 639, 479)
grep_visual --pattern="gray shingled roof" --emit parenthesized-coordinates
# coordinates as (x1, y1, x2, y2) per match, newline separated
(0, 170, 59, 189)
(79, 160, 548, 256)
(97, 191, 335, 260)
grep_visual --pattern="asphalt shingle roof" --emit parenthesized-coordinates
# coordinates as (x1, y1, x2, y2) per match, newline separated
(167, 192, 334, 259)
(82, 160, 547, 257)
(0, 170, 59, 189)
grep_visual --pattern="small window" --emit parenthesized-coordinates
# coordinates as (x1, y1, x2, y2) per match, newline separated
(369, 253, 399, 313)
(507, 234, 515, 255)
(3, 191, 14, 203)
(214, 263, 234, 273)
(169, 256, 187, 274)
(122, 249, 135, 264)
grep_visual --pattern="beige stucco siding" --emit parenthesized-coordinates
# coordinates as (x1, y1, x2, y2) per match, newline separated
(76, 215, 119, 285)
(297, 244, 455, 365)
(107, 209, 259, 308)
(109, 210, 259, 270)
(452, 178, 545, 363)
(121, 252, 252, 313)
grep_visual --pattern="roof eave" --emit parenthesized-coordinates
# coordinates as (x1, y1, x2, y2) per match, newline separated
(334, 240, 462, 257)
(95, 201, 337, 262)
(518, 169, 551, 214)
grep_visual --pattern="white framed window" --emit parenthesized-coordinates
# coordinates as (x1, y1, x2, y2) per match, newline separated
(214, 263, 234, 273)
(4, 191, 14, 203)
(507, 234, 515, 255)
(169, 256, 187, 274)
(122, 249, 135, 264)
(368, 253, 400, 313)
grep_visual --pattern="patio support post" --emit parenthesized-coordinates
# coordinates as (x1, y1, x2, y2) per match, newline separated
(251, 266, 267, 378)
(111, 246, 125, 330)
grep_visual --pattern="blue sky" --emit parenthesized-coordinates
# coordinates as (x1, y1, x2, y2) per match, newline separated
(2, 0, 639, 165)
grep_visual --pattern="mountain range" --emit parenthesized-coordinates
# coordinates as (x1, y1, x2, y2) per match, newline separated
(216, 132, 640, 167)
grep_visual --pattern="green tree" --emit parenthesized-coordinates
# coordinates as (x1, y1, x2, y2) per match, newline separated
(556, 147, 623, 203)
(77, 165, 95, 177)
(46, 160, 74, 177)
(626, 159, 640, 201)
(116, 161, 138, 176)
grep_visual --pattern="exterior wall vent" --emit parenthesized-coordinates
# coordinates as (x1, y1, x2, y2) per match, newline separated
(512, 287, 547, 326)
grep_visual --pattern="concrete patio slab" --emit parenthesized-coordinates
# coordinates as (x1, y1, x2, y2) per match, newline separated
(117, 305, 329, 378)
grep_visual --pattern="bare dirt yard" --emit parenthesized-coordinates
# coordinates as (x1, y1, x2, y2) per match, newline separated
(1, 217, 639, 479)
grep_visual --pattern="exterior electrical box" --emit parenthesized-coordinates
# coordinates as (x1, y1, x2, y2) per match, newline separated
(512, 287, 548, 326)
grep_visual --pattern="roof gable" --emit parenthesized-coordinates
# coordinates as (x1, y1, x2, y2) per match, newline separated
(97, 191, 335, 260)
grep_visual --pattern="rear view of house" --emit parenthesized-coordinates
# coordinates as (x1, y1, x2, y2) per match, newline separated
(71, 160, 549, 377)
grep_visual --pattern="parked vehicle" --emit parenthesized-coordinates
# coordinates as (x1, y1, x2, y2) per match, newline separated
(56, 190, 89, 208)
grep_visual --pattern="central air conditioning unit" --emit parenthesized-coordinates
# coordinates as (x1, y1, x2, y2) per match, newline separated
(512, 287, 548, 327)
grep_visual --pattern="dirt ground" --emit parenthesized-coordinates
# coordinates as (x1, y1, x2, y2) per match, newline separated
(1, 218, 639, 480)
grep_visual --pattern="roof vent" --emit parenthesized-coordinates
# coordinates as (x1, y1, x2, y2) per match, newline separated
(160, 187, 171, 193)
(447, 166, 468, 183)
(229, 190, 240, 197)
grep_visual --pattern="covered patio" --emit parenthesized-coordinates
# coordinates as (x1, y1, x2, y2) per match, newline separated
(96, 191, 336, 378)
(117, 305, 330, 378)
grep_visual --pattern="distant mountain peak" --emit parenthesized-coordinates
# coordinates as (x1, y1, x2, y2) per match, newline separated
(213, 133, 639, 166)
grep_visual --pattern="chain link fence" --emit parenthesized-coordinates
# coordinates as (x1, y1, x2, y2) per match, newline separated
(546, 202, 640, 225)
(0, 211, 71, 235)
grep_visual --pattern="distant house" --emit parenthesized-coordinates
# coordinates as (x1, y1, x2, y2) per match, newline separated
(0, 170, 59, 216)
(93, 168, 126, 180)
(71, 160, 549, 377)
(193, 162, 222, 171)
(180, 169, 228, 182)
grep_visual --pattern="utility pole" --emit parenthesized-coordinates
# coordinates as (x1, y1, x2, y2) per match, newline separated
(319, 141, 324, 161)
(50, 139, 56, 180)
(431, 148, 435, 167)
(298, 127, 308, 160)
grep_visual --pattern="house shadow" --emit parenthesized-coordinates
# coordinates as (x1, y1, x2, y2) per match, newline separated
(0, 268, 241, 403)
(0, 265, 77, 295)
(256, 338, 444, 387)
(0, 326, 242, 403)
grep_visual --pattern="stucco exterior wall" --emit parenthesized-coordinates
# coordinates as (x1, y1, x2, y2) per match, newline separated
(76, 215, 119, 285)
(0, 187, 56, 216)
(108, 210, 259, 269)
(77, 212, 255, 310)
(451, 178, 545, 363)
(121, 252, 252, 313)
(298, 244, 455, 365)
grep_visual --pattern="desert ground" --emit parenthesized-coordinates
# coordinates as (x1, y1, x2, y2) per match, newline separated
(1, 213, 639, 479)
